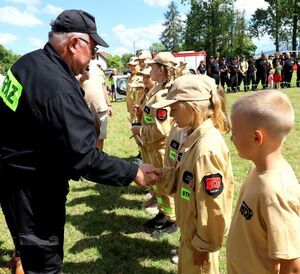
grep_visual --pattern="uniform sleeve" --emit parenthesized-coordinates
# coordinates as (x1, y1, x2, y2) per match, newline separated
(191, 153, 229, 252)
(264, 200, 300, 260)
(45, 93, 138, 186)
(158, 166, 177, 195)
(126, 84, 133, 113)
(140, 90, 172, 145)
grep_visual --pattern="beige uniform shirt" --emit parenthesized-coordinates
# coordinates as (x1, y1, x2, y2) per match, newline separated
(227, 159, 300, 274)
(161, 119, 234, 251)
(126, 74, 143, 114)
(80, 63, 108, 112)
(140, 82, 172, 149)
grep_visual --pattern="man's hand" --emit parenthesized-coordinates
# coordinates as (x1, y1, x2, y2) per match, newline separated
(134, 163, 160, 187)
(107, 106, 112, 116)
(191, 247, 209, 266)
(80, 71, 90, 83)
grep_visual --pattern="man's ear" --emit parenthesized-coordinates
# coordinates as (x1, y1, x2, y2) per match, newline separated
(68, 36, 78, 54)
(254, 129, 263, 145)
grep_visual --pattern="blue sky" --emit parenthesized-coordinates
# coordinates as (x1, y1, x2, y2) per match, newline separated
(0, 0, 273, 56)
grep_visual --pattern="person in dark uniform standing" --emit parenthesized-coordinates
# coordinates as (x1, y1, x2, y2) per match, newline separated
(0, 9, 158, 274)
(229, 57, 239, 93)
(206, 56, 214, 78)
(246, 56, 256, 91)
(219, 57, 229, 91)
(254, 53, 268, 90)
(210, 56, 220, 85)
(197, 60, 206, 75)
(282, 52, 294, 88)
(296, 57, 300, 87)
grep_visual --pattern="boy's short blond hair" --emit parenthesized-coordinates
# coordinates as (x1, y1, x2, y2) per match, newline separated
(231, 90, 294, 140)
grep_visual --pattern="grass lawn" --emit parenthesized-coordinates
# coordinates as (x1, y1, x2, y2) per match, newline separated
(0, 86, 299, 274)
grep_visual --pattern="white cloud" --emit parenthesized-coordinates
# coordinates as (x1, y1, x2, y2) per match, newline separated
(0, 33, 18, 45)
(27, 36, 45, 49)
(112, 22, 164, 55)
(0, 6, 42, 27)
(5, 0, 41, 5)
(5, 0, 42, 13)
(234, 0, 269, 18)
(144, 0, 170, 7)
(42, 4, 63, 16)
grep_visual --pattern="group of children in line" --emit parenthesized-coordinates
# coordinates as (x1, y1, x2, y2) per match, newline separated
(125, 50, 300, 274)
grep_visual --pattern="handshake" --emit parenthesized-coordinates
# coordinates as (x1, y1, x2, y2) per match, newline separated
(134, 163, 161, 187)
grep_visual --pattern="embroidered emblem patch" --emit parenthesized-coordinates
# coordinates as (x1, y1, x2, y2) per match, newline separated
(156, 108, 167, 121)
(202, 173, 223, 197)
(240, 201, 253, 220)
(182, 171, 193, 184)
(143, 105, 150, 114)
(170, 140, 179, 150)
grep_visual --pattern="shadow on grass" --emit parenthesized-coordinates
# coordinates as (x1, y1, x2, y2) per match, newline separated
(65, 183, 177, 274)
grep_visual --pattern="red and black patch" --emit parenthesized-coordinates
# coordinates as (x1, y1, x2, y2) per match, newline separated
(156, 108, 168, 121)
(202, 173, 223, 197)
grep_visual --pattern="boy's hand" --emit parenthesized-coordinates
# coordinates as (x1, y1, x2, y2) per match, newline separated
(191, 247, 209, 266)
(134, 163, 160, 187)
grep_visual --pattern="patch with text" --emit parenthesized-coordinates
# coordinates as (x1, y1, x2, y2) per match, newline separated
(182, 171, 193, 184)
(239, 201, 253, 220)
(156, 108, 168, 121)
(202, 173, 223, 197)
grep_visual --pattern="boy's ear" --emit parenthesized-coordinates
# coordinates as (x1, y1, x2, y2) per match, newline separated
(254, 129, 263, 145)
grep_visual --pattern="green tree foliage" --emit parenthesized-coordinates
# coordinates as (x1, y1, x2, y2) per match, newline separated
(182, 0, 237, 57)
(121, 53, 134, 68)
(106, 55, 122, 70)
(160, 1, 183, 52)
(149, 42, 166, 54)
(230, 10, 256, 56)
(249, 0, 298, 52)
(0, 44, 20, 75)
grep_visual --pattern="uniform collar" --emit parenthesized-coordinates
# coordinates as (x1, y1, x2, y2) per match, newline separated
(182, 118, 214, 151)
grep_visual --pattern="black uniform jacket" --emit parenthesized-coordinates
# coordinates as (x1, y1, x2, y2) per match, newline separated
(0, 43, 138, 187)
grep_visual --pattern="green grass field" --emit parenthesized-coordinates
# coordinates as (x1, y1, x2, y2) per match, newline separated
(0, 87, 299, 274)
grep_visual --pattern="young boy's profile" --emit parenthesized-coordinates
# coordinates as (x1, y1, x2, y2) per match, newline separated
(227, 90, 300, 274)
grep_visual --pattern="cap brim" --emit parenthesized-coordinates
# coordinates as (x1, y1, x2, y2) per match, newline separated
(90, 33, 109, 47)
(152, 99, 177, 109)
(144, 59, 155, 65)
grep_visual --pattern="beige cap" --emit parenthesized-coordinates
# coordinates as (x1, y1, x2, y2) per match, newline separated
(152, 74, 216, 109)
(138, 66, 152, 76)
(127, 56, 139, 66)
(145, 51, 177, 67)
(137, 50, 152, 60)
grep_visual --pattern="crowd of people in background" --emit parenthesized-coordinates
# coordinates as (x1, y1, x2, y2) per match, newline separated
(197, 52, 300, 93)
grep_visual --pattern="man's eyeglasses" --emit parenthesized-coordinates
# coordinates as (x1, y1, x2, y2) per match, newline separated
(78, 37, 98, 55)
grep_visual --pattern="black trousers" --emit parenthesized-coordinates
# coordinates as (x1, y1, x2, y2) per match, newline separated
(255, 72, 268, 89)
(0, 163, 68, 274)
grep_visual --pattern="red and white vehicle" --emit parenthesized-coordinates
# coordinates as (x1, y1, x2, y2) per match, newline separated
(173, 51, 206, 73)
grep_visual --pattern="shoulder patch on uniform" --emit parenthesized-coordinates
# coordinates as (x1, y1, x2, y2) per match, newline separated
(202, 173, 223, 197)
(170, 140, 179, 150)
(144, 105, 150, 114)
(182, 171, 193, 184)
(156, 108, 168, 121)
(239, 201, 253, 220)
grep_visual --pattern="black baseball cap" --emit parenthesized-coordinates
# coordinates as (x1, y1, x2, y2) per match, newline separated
(51, 9, 109, 47)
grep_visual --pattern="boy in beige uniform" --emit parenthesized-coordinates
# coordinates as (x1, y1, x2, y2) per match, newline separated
(126, 56, 143, 123)
(152, 74, 234, 274)
(131, 52, 178, 237)
(227, 90, 300, 274)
